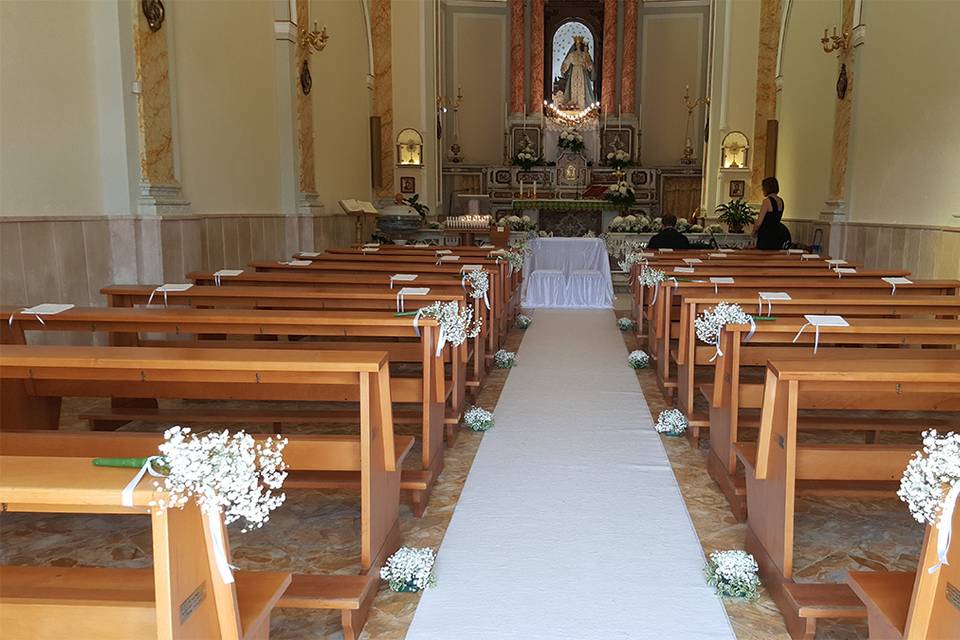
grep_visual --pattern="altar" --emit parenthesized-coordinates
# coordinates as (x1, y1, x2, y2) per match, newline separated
(512, 199, 617, 237)
(522, 237, 613, 309)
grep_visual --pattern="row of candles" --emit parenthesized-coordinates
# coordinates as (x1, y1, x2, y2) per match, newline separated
(446, 214, 492, 230)
(518, 181, 539, 197)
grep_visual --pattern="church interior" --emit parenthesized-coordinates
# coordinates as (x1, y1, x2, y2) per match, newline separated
(0, 1, 959, 639)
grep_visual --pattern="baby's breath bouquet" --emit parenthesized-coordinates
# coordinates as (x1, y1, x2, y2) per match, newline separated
(516, 314, 532, 329)
(705, 550, 761, 599)
(462, 269, 489, 304)
(418, 300, 481, 347)
(627, 349, 649, 369)
(617, 251, 647, 273)
(464, 406, 495, 432)
(638, 265, 666, 287)
(380, 547, 437, 592)
(694, 302, 752, 350)
(655, 408, 687, 436)
(618, 317, 636, 332)
(494, 349, 517, 368)
(899, 430, 960, 526)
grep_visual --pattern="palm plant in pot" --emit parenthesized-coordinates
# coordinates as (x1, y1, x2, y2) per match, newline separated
(714, 199, 757, 234)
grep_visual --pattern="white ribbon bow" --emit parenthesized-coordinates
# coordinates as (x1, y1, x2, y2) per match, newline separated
(7, 308, 45, 327)
(121, 455, 166, 507)
(411, 308, 447, 358)
(709, 316, 756, 363)
(396, 290, 406, 313)
(929, 483, 960, 574)
(206, 510, 237, 585)
(146, 286, 168, 307)
(791, 322, 821, 354)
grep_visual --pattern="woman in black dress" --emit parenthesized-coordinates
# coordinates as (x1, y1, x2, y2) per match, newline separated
(754, 176, 791, 250)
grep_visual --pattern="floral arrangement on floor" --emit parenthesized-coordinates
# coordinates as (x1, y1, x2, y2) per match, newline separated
(655, 408, 687, 436)
(627, 349, 650, 369)
(496, 214, 537, 232)
(694, 302, 752, 353)
(152, 426, 288, 532)
(513, 149, 542, 172)
(705, 550, 761, 599)
(608, 214, 651, 234)
(494, 349, 517, 368)
(418, 300, 482, 348)
(898, 430, 960, 571)
(605, 149, 631, 170)
(516, 314, 532, 329)
(380, 546, 437, 592)
(618, 317, 636, 332)
(603, 181, 636, 210)
(462, 269, 489, 304)
(464, 406, 495, 432)
(638, 265, 667, 287)
(706, 223, 726, 235)
(558, 128, 585, 152)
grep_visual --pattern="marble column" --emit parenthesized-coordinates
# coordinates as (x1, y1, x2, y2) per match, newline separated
(133, 1, 187, 214)
(826, 0, 856, 207)
(295, 0, 317, 197)
(529, 0, 544, 113)
(601, 0, 618, 115)
(620, 0, 638, 115)
(509, 0, 524, 114)
(372, 0, 394, 197)
(748, 0, 782, 201)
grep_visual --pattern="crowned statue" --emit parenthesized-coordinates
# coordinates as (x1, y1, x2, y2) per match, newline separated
(559, 35, 596, 110)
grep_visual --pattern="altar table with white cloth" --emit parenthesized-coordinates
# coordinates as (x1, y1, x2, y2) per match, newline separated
(521, 237, 613, 308)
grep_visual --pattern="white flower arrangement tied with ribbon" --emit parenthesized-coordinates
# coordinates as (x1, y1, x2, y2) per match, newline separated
(516, 314, 533, 329)
(705, 550, 761, 599)
(414, 300, 481, 356)
(462, 269, 490, 309)
(380, 546, 437, 592)
(638, 265, 670, 305)
(694, 302, 755, 361)
(494, 349, 516, 368)
(627, 349, 649, 369)
(898, 430, 960, 573)
(617, 317, 636, 332)
(617, 251, 648, 274)
(464, 406, 495, 432)
(655, 408, 687, 436)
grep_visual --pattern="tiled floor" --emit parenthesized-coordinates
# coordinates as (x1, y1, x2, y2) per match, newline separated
(0, 299, 930, 639)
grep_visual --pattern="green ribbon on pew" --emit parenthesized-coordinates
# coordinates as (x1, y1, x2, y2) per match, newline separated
(93, 457, 149, 468)
(395, 311, 418, 317)
(749, 315, 777, 321)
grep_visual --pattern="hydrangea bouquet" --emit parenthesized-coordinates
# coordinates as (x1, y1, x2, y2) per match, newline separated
(603, 181, 636, 210)
(608, 215, 652, 234)
(705, 550, 761, 599)
(558, 128, 585, 152)
(605, 148, 631, 169)
(675, 217, 691, 233)
(655, 408, 688, 436)
(380, 546, 437, 592)
(513, 150, 542, 171)
(618, 317, 636, 332)
(494, 349, 517, 368)
(496, 214, 537, 232)
(627, 349, 650, 369)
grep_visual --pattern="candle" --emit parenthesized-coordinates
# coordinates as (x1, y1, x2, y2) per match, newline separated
(533, 181, 537, 197)
(519, 180, 524, 197)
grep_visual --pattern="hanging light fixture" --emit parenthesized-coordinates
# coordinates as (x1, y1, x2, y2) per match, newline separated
(543, 100, 600, 127)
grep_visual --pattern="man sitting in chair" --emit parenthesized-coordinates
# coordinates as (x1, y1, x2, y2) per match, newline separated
(647, 214, 691, 250)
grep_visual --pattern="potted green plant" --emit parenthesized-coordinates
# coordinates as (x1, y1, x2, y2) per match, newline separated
(714, 199, 757, 234)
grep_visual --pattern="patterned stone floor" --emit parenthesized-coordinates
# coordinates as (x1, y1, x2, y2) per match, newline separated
(0, 297, 932, 639)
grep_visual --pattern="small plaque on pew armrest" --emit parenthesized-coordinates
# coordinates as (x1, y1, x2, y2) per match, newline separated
(710, 277, 735, 284)
(214, 269, 243, 278)
(283, 260, 313, 266)
(157, 283, 194, 292)
(18, 303, 76, 316)
(759, 292, 792, 301)
(439, 255, 461, 262)
(299, 252, 322, 258)
(460, 264, 482, 272)
(673, 267, 695, 274)
(804, 314, 849, 327)
(398, 287, 430, 296)
(658, 248, 674, 252)
(683, 258, 703, 264)
(708, 253, 728, 258)
(801, 253, 820, 260)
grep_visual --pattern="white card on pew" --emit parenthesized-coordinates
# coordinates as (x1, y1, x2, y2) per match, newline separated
(658, 248, 674, 252)
(299, 252, 322, 258)
(882, 276, 912, 285)
(825, 259, 847, 265)
(436, 249, 453, 255)
(801, 253, 820, 259)
(719, 248, 736, 252)
(804, 314, 849, 327)
(21, 303, 75, 315)
(284, 259, 313, 266)
(708, 253, 728, 258)
(480, 244, 495, 248)
(710, 277, 735, 284)
(391, 274, 418, 282)
(214, 269, 243, 278)
(157, 283, 194, 292)
(683, 258, 703, 264)
(759, 291, 791, 301)
(673, 267, 695, 274)
(399, 287, 430, 296)
(835, 267, 857, 275)
(787, 249, 804, 254)
(460, 264, 482, 272)
(638, 252, 655, 258)
(439, 255, 461, 262)
(361, 247, 379, 252)
(362, 243, 380, 248)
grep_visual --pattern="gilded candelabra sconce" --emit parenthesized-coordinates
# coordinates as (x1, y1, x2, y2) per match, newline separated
(438, 87, 464, 163)
(300, 21, 330, 55)
(821, 26, 851, 99)
(680, 84, 709, 165)
(141, 0, 165, 32)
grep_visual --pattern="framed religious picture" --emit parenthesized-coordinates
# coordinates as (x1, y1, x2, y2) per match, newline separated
(400, 176, 416, 194)
(600, 126, 634, 165)
(511, 126, 542, 158)
(729, 180, 745, 198)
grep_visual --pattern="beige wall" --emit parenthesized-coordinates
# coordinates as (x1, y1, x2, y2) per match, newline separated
(640, 12, 707, 166)
(847, 0, 960, 228)
(774, 0, 840, 220)
(0, 0, 103, 216)
(171, 0, 281, 214)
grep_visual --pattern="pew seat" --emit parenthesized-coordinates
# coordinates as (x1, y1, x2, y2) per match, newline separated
(278, 574, 379, 640)
(846, 571, 915, 637)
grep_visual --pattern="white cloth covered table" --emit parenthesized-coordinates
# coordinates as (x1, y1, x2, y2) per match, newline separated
(521, 237, 613, 308)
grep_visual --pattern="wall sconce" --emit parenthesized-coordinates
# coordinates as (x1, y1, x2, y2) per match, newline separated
(820, 26, 849, 55)
(300, 21, 329, 54)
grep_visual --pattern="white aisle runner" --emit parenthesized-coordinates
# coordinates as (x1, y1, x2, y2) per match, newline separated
(406, 310, 735, 640)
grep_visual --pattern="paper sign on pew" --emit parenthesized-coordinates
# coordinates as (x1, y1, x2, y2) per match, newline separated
(673, 267, 696, 274)
(396, 287, 430, 312)
(786, 249, 804, 254)
(758, 291, 791, 315)
(299, 252, 322, 258)
(825, 259, 847, 267)
(882, 276, 912, 294)
(390, 274, 418, 289)
(710, 277, 735, 294)
(801, 254, 820, 260)
(460, 264, 482, 272)
(683, 258, 703, 264)
(8, 303, 75, 326)
(281, 259, 313, 266)
(435, 249, 453, 255)
(658, 248, 674, 252)
(708, 253, 728, 258)
(835, 267, 857, 278)
(147, 283, 193, 306)
(719, 248, 736, 252)
(792, 314, 849, 354)
(438, 255, 461, 263)
(213, 269, 243, 286)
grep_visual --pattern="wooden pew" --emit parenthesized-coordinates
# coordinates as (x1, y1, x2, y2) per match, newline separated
(706, 319, 960, 519)
(0, 455, 291, 639)
(847, 501, 960, 639)
(738, 357, 960, 640)
(2, 310, 448, 517)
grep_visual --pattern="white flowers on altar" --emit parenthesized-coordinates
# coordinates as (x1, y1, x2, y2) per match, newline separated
(675, 217, 691, 232)
(516, 314, 532, 329)
(707, 223, 725, 235)
(154, 427, 288, 533)
(464, 406, 495, 432)
(618, 317, 636, 332)
(558, 128, 585, 152)
(462, 269, 489, 302)
(603, 181, 636, 209)
(705, 550, 761, 599)
(655, 408, 687, 436)
(419, 300, 482, 347)
(627, 349, 650, 369)
(689, 224, 704, 233)
(898, 430, 960, 528)
(380, 546, 437, 592)
(638, 265, 667, 287)
(694, 302, 752, 348)
(608, 215, 653, 234)
(605, 148, 631, 169)
(494, 349, 517, 368)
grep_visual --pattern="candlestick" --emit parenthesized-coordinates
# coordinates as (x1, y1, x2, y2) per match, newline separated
(533, 181, 537, 197)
